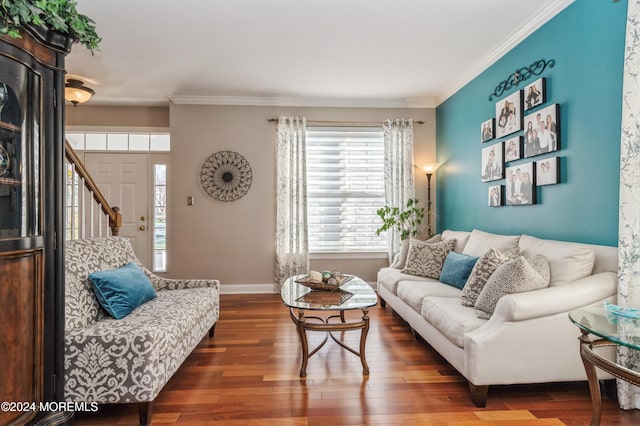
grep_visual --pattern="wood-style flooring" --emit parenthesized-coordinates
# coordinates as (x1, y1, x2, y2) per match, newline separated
(74, 293, 640, 425)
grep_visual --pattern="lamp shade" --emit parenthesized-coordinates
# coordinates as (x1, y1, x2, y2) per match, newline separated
(423, 162, 442, 174)
(65, 79, 95, 106)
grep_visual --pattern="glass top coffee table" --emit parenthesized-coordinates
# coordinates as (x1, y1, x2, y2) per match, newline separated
(569, 306, 640, 426)
(281, 274, 378, 378)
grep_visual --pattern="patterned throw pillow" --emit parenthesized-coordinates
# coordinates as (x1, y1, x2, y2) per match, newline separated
(401, 238, 456, 279)
(474, 254, 551, 319)
(392, 233, 443, 269)
(460, 247, 520, 307)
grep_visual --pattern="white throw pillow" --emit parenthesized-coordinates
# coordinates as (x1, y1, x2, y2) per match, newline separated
(474, 255, 550, 319)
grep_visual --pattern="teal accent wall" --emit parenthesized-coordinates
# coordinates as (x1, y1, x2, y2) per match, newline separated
(435, 0, 627, 246)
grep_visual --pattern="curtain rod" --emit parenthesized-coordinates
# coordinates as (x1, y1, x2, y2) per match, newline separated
(267, 118, 425, 125)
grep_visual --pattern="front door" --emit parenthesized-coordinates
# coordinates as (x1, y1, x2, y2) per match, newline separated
(84, 153, 150, 265)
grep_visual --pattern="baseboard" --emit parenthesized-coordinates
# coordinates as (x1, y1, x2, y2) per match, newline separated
(220, 283, 276, 294)
(220, 281, 377, 294)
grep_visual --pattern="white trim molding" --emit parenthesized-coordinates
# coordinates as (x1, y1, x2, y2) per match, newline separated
(169, 95, 435, 109)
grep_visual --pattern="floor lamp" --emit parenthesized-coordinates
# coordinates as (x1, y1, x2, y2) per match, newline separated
(423, 162, 442, 237)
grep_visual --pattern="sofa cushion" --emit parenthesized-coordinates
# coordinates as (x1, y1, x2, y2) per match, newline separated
(397, 280, 462, 313)
(462, 229, 521, 257)
(440, 252, 479, 289)
(421, 297, 486, 348)
(64, 287, 217, 403)
(441, 230, 471, 253)
(88, 262, 157, 319)
(377, 267, 434, 295)
(474, 255, 551, 319)
(518, 234, 595, 286)
(401, 238, 455, 279)
(460, 248, 520, 307)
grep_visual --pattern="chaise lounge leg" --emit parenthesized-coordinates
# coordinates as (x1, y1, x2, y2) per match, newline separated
(380, 297, 386, 308)
(138, 401, 153, 425)
(209, 323, 216, 338)
(468, 383, 489, 407)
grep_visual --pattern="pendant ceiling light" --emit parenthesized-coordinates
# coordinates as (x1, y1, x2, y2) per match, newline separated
(64, 79, 95, 106)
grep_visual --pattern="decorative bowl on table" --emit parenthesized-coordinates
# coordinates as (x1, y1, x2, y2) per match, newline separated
(295, 270, 353, 291)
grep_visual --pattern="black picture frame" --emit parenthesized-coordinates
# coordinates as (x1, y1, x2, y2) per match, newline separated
(495, 90, 523, 138)
(481, 142, 504, 182)
(536, 156, 560, 186)
(504, 136, 522, 162)
(523, 103, 559, 158)
(488, 185, 502, 207)
(505, 162, 535, 205)
(524, 77, 546, 111)
(481, 118, 495, 143)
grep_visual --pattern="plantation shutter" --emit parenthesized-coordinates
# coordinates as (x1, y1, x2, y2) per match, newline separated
(306, 127, 387, 252)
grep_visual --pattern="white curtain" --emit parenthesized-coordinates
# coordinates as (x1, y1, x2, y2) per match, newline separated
(275, 116, 309, 290)
(617, 0, 640, 410)
(383, 119, 416, 262)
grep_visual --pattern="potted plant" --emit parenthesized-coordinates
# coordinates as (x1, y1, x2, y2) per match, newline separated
(375, 198, 425, 240)
(0, 0, 100, 53)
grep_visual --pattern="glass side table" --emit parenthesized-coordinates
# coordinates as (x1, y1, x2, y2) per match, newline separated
(569, 307, 640, 426)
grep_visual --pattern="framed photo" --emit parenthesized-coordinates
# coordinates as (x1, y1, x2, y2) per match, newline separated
(536, 156, 560, 186)
(488, 185, 502, 207)
(495, 90, 523, 138)
(481, 118, 495, 143)
(481, 142, 503, 182)
(524, 77, 546, 111)
(523, 103, 559, 158)
(505, 162, 535, 205)
(504, 136, 522, 162)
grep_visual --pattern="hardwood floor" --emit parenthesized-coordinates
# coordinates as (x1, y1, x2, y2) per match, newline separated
(74, 293, 640, 425)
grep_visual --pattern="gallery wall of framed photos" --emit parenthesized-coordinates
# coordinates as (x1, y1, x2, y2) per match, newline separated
(481, 62, 561, 208)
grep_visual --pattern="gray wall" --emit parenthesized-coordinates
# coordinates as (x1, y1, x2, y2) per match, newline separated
(66, 104, 436, 289)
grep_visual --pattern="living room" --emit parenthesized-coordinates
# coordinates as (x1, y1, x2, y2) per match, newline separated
(64, 0, 636, 423)
(1, 0, 639, 424)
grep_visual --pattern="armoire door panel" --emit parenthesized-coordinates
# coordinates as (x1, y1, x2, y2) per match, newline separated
(0, 249, 44, 426)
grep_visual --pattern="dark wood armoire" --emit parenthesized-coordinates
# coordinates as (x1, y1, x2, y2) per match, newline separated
(0, 26, 68, 425)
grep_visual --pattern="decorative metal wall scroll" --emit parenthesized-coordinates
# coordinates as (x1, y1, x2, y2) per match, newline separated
(200, 150, 252, 202)
(488, 59, 555, 101)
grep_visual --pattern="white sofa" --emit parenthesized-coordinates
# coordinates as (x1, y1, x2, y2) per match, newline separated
(377, 229, 617, 407)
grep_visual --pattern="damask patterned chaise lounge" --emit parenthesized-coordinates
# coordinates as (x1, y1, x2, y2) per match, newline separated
(64, 237, 219, 425)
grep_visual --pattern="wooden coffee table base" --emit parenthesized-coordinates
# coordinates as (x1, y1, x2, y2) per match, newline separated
(579, 331, 640, 426)
(289, 307, 370, 378)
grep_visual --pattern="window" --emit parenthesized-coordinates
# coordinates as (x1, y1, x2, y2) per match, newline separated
(65, 162, 80, 240)
(153, 164, 167, 272)
(306, 127, 386, 253)
(66, 131, 170, 151)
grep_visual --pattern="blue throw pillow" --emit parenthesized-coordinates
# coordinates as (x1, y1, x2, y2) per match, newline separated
(440, 252, 479, 289)
(88, 262, 157, 319)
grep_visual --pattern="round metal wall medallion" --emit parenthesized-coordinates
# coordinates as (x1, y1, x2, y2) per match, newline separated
(200, 150, 252, 202)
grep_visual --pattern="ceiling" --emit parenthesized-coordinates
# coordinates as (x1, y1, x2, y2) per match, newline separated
(66, 0, 574, 108)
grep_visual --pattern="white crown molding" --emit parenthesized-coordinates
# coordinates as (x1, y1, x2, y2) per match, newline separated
(435, 0, 575, 106)
(169, 95, 435, 109)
